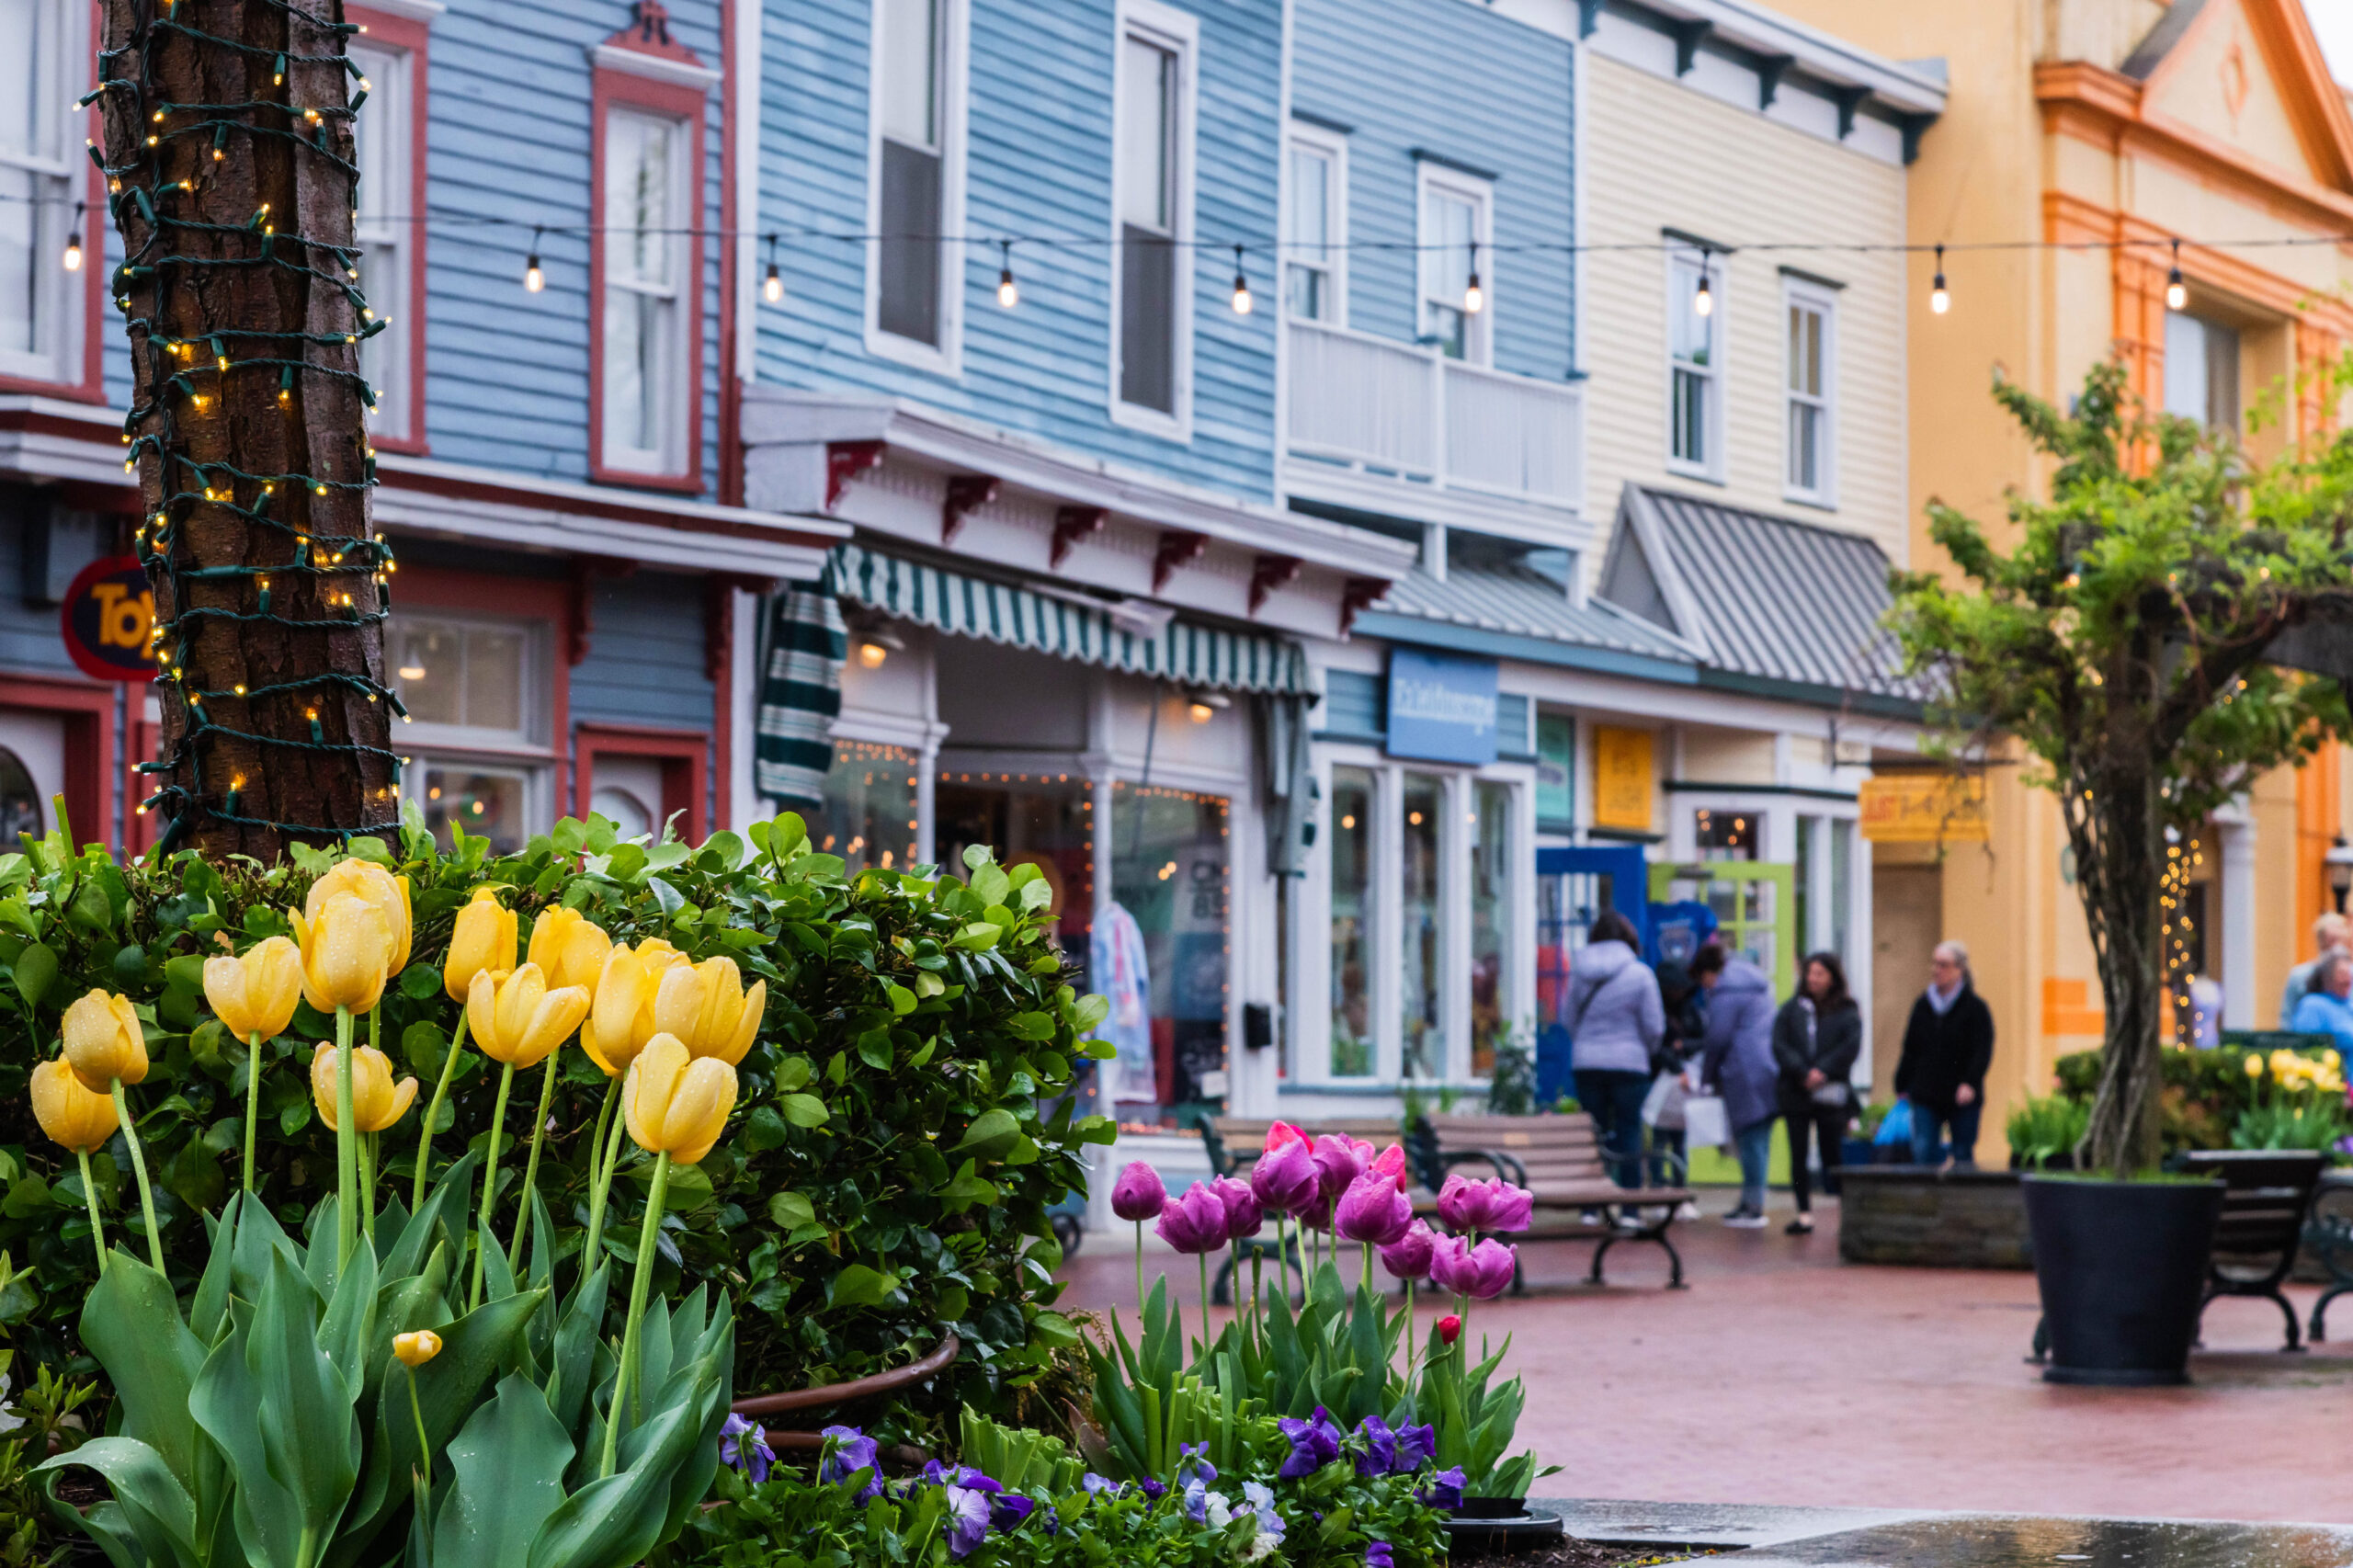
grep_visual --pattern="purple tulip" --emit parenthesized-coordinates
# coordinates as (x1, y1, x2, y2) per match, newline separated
(1430, 1234, 1518, 1301)
(1250, 1136, 1322, 1218)
(1211, 1174, 1263, 1240)
(1354, 1415, 1396, 1478)
(1111, 1161, 1167, 1222)
(1312, 1134, 1374, 1206)
(1155, 1182, 1230, 1255)
(1277, 1406, 1346, 1479)
(943, 1485, 992, 1558)
(1334, 1169, 1414, 1246)
(1378, 1220, 1438, 1282)
(1436, 1174, 1535, 1235)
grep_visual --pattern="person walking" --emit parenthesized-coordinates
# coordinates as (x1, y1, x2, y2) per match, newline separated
(1894, 940, 1995, 1168)
(2280, 912, 2350, 1029)
(1694, 942, 1779, 1228)
(1568, 910, 1665, 1191)
(1646, 955, 1705, 1210)
(1773, 952, 1861, 1236)
(2289, 950, 2353, 1051)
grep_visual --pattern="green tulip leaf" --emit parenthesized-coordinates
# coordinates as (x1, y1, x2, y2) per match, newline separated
(253, 1249, 363, 1551)
(431, 1374, 574, 1568)
(77, 1253, 208, 1494)
(36, 1437, 198, 1568)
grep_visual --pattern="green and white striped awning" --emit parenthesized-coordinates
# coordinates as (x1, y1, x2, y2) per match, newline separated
(822, 541, 1313, 695)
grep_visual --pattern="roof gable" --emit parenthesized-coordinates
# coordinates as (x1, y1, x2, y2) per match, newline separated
(2133, 0, 2353, 193)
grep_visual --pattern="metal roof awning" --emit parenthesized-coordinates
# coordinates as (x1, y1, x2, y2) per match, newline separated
(825, 541, 1314, 696)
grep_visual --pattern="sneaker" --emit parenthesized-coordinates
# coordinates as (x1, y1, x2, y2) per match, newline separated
(1785, 1214, 1815, 1235)
(1580, 1209, 1602, 1226)
(1674, 1201, 1701, 1221)
(1723, 1210, 1768, 1229)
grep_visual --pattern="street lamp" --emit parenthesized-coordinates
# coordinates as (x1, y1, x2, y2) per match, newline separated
(2327, 835, 2353, 914)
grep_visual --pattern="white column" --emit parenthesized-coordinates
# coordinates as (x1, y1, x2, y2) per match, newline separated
(1441, 771, 1473, 1083)
(1373, 766, 1403, 1081)
(728, 587, 760, 830)
(2217, 809, 2258, 1029)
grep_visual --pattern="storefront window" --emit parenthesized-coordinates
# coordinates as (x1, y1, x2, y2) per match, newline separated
(1470, 779, 1509, 1077)
(936, 772, 1094, 950)
(1110, 783, 1230, 1117)
(1401, 772, 1443, 1079)
(1830, 820, 1853, 964)
(1329, 766, 1373, 1077)
(1695, 807, 1756, 859)
(814, 741, 919, 872)
(413, 761, 534, 856)
(391, 610, 551, 855)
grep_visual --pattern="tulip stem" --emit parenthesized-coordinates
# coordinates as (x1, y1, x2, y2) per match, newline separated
(1132, 1220, 1143, 1315)
(599, 1149, 671, 1481)
(507, 1054, 561, 1271)
(74, 1149, 105, 1276)
(1404, 1280, 1416, 1385)
(406, 1364, 432, 1483)
(358, 1132, 377, 1243)
(1197, 1251, 1209, 1343)
(335, 1006, 358, 1270)
(469, 1059, 517, 1312)
(581, 1076, 624, 1279)
(109, 1082, 164, 1273)
(411, 1009, 472, 1215)
(242, 1031, 267, 1195)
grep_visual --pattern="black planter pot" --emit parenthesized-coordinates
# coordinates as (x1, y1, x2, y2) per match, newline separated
(2022, 1174, 2222, 1386)
(1445, 1502, 1565, 1560)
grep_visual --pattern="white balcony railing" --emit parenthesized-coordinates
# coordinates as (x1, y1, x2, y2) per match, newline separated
(1285, 319, 1584, 511)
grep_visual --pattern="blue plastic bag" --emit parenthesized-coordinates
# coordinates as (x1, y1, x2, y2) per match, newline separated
(1873, 1097, 1915, 1148)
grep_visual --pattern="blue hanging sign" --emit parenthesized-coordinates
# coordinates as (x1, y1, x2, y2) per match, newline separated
(1385, 647, 1498, 765)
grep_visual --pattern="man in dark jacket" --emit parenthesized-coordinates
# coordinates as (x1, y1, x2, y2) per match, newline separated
(1894, 940, 1995, 1167)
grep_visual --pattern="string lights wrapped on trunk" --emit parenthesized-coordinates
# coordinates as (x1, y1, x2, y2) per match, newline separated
(93, 0, 404, 859)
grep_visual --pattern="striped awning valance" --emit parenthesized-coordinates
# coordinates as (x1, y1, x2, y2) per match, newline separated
(822, 542, 1313, 695)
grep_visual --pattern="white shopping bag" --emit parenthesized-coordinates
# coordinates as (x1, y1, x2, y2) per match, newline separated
(1641, 1071, 1683, 1129)
(1680, 1094, 1730, 1151)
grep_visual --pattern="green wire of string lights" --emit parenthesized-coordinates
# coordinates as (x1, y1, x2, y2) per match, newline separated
(97, 0, 404, 852)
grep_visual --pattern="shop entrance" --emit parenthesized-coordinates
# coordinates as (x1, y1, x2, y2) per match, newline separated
(0, 712, 63, 846)
(1870, 863, 1943, 1101)
(1651, 860, 1798, 997)
(935, 773, 1095, 951)
(1107, 782, 1232, 1119)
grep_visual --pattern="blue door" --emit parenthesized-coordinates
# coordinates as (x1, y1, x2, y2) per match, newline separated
(1533, 846, 1650, 1103)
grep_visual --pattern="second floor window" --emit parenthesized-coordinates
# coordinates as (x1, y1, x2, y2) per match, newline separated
(601, 106, 690, 476)
(1416, 171, 1488, 364)
(1116, 11, 1191, 424)
(1784, 281, 1835, 504)
(1284, 130, 1344, 324)
(874, 0, 950, 350)
(0, 0, 79, 385)
(2164, 309, 2240, 435)
(350, 37, 411, 441)
(1668, 249, 1719, 474)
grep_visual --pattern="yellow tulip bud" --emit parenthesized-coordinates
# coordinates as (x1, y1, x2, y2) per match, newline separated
(527, 906, 612, 995)
(203, 936, 303, 1042)
(621, 1034, 736, 1165)
(306, 858, 413, 977)
(392, 1329, 442, 1368)
(62, 989, 148, 1093)
(291, 893, 392, 1014)
(31, 1057, 119, 1153)
(444, 887, 518, 1002)
(467, 964, 589, 1071)
(311, 1043, 419, 1133)
(653, 957, 767, 1067)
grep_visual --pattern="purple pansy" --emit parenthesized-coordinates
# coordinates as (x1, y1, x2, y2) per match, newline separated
(1277, 1405, 1346, 1479)
(943, 1485, 992, 1559)
(1354, 1414, 1396, 1478)
(1392, 1422, 1437, 1473)
(720, 1412, 775, 1485)
(1420, 1465, 1468, 1510)
(1366, 1544, 1395, 1568)
(817, 1425, 879, 1499)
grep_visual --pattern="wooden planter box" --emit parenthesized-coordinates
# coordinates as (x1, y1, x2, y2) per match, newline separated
(1836, 1166, 2033, 1270)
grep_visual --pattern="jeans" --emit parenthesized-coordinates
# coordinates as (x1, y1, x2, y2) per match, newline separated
(1575, 1068, 1652, 1190)
(1784, 1102, 1847, 1212)
(1733, 1119, 1774, 1214)
(1910, 1099, 1984, 1167)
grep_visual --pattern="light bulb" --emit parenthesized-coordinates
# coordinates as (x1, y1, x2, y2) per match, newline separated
(2165, 270, 2187, 312)
(763, 262, 783, 304)
(524, 254, 544, 293)
(858, 640, 888, 669)
(1693, 275, 1712, 317)
(1464, 274, 1483, 315)
(1188, 702, 1214, 724)
(1931, 275, 1949, 315)
(60, 233, 80, 272)
(997, 267, 1018, 308)
(1230, 244, 1251, 314)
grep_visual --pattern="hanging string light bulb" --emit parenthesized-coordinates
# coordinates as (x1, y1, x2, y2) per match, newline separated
(1692, 253, 1712, 318)
(1463, 241, 1483, 315)
(996, 240, 1019, 309)
(1930, 243, 1949, 316)
(2165, 238, 2187, 312)
(762, 233, 783, 304)
(523, 225, 545, 294)
(61, 203, 84, 272)
(1230, 244, 1251, 314)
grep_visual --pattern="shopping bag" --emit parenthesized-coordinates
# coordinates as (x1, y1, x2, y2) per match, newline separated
(1640, 1071, 1678, 1128)
(1873, 1097, 1915, 1148)
(1681, 1094, 1730, 1150)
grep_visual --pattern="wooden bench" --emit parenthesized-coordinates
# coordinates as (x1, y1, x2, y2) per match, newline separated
(2182, 1149, 2326, 1352)
(1423, 1111, 1695, 1289)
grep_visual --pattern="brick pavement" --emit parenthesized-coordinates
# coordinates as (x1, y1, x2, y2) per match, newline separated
(1053, 1196, 2353, 1523)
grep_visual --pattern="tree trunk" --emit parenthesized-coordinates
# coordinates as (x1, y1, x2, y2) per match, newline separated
(2076, 768, 2167, 1175)
(98, 0, 394, 860)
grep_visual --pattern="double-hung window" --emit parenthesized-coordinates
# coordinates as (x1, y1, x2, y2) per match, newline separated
(1783, 278, 1836, 505)
(1667, 247, 1720, 476)
(0, 0, 82, 385)
(1113, 3, 1194, 428)
(870, 0, 962, 361)
(392, 611, 552, 856)
(1416, 168, 1489, 364)
(2164, 309, 2241, 434)
(349, 36, 413, 441)
(1284, 126, 1345, 324)
(599, 106, 691, 476)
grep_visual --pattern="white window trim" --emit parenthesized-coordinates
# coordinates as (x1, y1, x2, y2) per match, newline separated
(1664, 244, 1723, 483)
(1415, 162, 1493, 368)
(351, 38, 412, 441)
(599, 105, 695, 477)
(1108, 0, 1199, 441)
(861, 0, 970, 376)
(1781, 275, 1837, 510)
(1282, 121, 1348, 329)
(0, 0, 85, 387)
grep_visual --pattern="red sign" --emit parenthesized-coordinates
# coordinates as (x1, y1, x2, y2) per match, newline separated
(61, 556, 159, 684)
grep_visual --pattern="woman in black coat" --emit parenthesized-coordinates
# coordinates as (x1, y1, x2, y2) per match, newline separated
(1772, 951, 1863, 1234)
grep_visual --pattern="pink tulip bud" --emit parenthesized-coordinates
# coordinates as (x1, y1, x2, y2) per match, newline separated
(1369, 1142, 1409, 1190)
(1211, 1175, 1263, 1240)
(1155, 1181, 1231, 1256)
(1435, 1312, 1461, 1346)
(1111, 1160, 1168, 1222)
(1378, 1220, 1438, 1282)
(1436, 1174, 1535, 1236)
(1265, 1119, 1308, 1152)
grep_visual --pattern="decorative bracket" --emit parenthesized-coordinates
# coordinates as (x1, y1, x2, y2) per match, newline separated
(824, 439, 886, 512)
(1249, 553, 1302, 616)
(1670, 18, 1710, 75)
(1756, 55, 1792, 112)
(1831, 85, 1870, 141)
(1340, 576, 1388, 637)
(1051, 506, 1107, 568)
(941, 474, 999, 546)
(1153, 530, 1208, 594)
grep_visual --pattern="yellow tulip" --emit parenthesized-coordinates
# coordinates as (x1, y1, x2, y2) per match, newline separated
(584, 945, 652, 1076)
(621, 1034, 736, 1165)
(311, 1044, 419, 1133)
(2245, 1054, 2264, 1079)
(306, 858, 413, 977)
(291, 893, 392, 1014)
(62, 989, 148, 1093)
(2271, 1050, 2295, 1074)
(444, 887, 517, 1002)
(653, 956, 767, 1067)
(528, 907, 612, 995)
(467, 965, 589, 1071)
(2328, 1050, 2344, 1071)
(31, 1057, 119, 1153)
(203, 937, 303, 1042)
(392, 1329, 441, 1368)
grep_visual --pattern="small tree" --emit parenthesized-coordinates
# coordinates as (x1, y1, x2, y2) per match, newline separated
(1887, 360, 2353, 1175)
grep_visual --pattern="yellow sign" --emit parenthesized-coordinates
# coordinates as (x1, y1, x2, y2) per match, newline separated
(1859, 774, 1988, 843)
(1591, 726, 1654, 831)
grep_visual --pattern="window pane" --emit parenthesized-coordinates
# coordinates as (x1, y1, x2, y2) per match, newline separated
(813, 739, 919, 872)
(606, 112, 674, 290)
(1673, 366, 1707, 464)
(1110, 783, 1230, 1111)
(0, 0, 50, 162)
(1471, 780, 1509, 1077)
(2163, 311, 2207, 424)
(464, 627, 523, 733)
(1329, 767, 1372, 1076)
(1670, 260, 1711, 364)
(879, 0, 938, 150)
(1830, 819, 1853, 965)
(878, 140, 943, 344)
(1286, 264, 1326, 322)
(421, 765, 531, 857)
(1287, 146, 1328, 251)
(1120, 226, 1176, 412)
(1695, 807, 1756, 860)
(2205, 320, 2240, 432)
(393, 625, 461, 726)
(0, 165, 35, 358)
(1120, 38, 1174, 233)
(1789, 400, 1819, 491)
(1401, 773, 1442, 1079)
(1804, 307, 1823, 395)
(1794, 814, 1814, 955)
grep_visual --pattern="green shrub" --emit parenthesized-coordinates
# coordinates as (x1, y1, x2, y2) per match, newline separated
(2052, 1043, 2342, 1157)
(2005, 1094, 2088, 1168)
